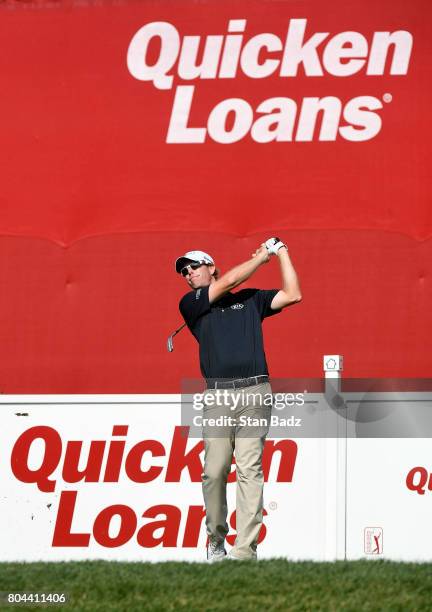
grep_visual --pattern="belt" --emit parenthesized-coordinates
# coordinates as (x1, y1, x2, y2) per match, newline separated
(206, 375, 269, 390)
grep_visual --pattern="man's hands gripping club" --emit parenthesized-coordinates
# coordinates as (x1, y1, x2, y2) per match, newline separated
(252, 237, 287, 262)
(265, 237, 287, 255)
(208, 236, 297, 306)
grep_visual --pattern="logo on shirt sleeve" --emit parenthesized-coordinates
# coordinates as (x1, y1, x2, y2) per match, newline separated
(231, 303, 244, 310)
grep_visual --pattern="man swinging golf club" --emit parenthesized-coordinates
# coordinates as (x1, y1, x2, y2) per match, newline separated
(175, 238, 302, 561)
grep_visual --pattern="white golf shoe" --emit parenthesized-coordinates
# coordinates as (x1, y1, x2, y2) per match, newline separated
(206, 538, 227, 563)
(227, 551, 257, 561)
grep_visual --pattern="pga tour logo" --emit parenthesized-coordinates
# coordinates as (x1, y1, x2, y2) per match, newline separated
(364, 527, 383, 555)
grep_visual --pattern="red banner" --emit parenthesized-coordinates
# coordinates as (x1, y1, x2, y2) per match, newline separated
(0, 0, 430, 391)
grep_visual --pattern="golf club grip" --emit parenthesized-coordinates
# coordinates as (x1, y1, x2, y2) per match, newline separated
(174, 323, 187, 335)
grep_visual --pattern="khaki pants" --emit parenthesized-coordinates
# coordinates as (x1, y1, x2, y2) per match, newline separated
(201, 382, 272, 559)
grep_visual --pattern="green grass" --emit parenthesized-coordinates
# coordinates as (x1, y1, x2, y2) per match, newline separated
(0, 559, 431, 611)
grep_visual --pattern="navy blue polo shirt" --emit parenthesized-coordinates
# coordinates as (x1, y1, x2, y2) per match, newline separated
(179, 286, 281, 380)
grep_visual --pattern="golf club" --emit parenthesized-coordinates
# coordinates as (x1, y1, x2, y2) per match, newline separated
(167, 323, 187, 352)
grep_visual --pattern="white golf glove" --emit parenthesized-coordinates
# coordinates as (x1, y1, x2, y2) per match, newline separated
(265, 237, 287, 255)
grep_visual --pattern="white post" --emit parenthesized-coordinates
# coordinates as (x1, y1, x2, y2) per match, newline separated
(323, 355, 346, 560)
(324, 355, 343, 392)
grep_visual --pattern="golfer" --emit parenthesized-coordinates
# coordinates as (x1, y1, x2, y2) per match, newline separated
(175, 238, 302, 561)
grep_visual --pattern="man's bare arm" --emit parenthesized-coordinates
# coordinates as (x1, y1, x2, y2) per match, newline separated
(208, 245, 270, 304)
(270, 247, 302, 310)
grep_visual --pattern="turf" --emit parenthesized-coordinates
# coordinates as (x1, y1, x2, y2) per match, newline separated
(0, 559, 431, 611)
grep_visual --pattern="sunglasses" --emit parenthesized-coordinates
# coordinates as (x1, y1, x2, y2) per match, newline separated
(180, 262, 206, 277)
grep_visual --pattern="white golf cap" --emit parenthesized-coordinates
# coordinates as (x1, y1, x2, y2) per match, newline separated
(175, 250, 215, 274)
